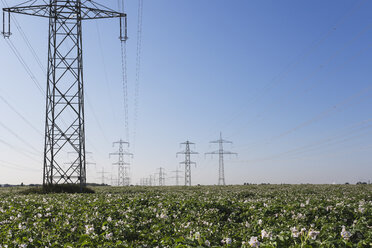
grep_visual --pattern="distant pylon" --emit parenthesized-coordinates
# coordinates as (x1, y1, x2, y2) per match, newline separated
(157, 167, 166, 186)
(177, 141, 198, 186)
(110, 174, 118, 186)
(171, 169, 183, 186)
(96, 167, 109, 185)
(149, 175, 154, 186)
(66, 151, 96, 182)
(109, 139, 133, 186)
(206, 132, 237, 185)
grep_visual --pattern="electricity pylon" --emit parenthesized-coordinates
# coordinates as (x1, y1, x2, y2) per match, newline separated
(157, 167, 166, 186)
(177, 141, 198, 186)
(109, 139, 133, 186)
(96, 167, 109, 185)
(65, 151, 95, 182)
(206, 132, 237, 185)
(2, 1, 127, 189)
(149, 174, 155, 186)
(170, 169, 183, 186)
(110, 174, 118, 186)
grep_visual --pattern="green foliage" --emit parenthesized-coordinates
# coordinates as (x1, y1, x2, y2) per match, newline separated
(0, 185, 370, 247)
(20, 184, 95, 194)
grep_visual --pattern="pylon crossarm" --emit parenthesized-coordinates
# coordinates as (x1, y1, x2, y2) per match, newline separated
(113, 141, 129, 146)
(112, 162, 130, 165)
(80, 7, 125, 20)
(3, 5, 50, 19)
(3, 3, 125, 20)
(110, 152, 133, 156)
(222, 151, 238, 156)
(177, 151, 198, 155)
(210, 139, 233, 144)
(205, 151, 219, 156)
(180, 141, 195, 145)
(3, 1, 127, 40)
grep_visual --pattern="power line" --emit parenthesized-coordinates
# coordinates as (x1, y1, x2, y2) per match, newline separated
(237, 119, 372, 164)
(0, 138, 40, 163)
(0, 94, 42, 136)
(120, 33, 130, 141)
(3, 38, 44, 95)
(95, 21, 117, 125)
(116, 0, 130, 143)
(206, 0, 368, 137)
(2, 0, 45, 74)
(270, 87, 372, 143)
(85, 94, 110, 145)
(229, 23, 372, 140)
(0, 119, 40, 155)
(133, 0, 144, 150)
(0, 159, 38, 172)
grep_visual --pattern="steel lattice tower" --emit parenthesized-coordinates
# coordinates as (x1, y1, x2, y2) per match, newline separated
(171, 169, 183, 186)
(2, 1, 127, 188)
(157, 167, 166, 186)
(96, 167, 109, 185)
(177, 141, 198, 186)
(109, 139, 133, 186)
(206, 132, 237, 185)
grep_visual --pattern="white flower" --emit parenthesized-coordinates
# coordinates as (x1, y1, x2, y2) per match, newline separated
(85, 224, 94, 235)
(308, 230, 320, 240)
(105, 232, 113, 240)
(291, 227, 300, 238)
(358, 207, 365, 213)
(341, 226, 351, 240)
(248, 236, 260, 247)
(221, 238, 232, 245)
(261, 229, 272, 239)
(226, 238, 232, 244)
(18, 223, 26, 230)
(107, 216, 112, 222)
(205, 240, 210, 247)
(258, 219, 262, 225)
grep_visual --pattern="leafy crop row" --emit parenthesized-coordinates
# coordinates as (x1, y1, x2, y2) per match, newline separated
(0, 185, 371, 247)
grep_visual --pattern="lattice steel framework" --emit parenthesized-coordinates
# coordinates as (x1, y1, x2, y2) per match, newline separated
(177, 141, 198, 186)
(206, 132, 237, 185)
(109, 139, 133, 186)
(171, 169, 183, 186)
(2, 1, 127, 188)
(157, 167, 166, 186)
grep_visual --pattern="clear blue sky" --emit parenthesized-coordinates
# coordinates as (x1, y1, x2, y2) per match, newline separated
(0, 0, 371, 185)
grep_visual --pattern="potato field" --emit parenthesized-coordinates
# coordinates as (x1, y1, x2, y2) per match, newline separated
(0, 185, 371, 247)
